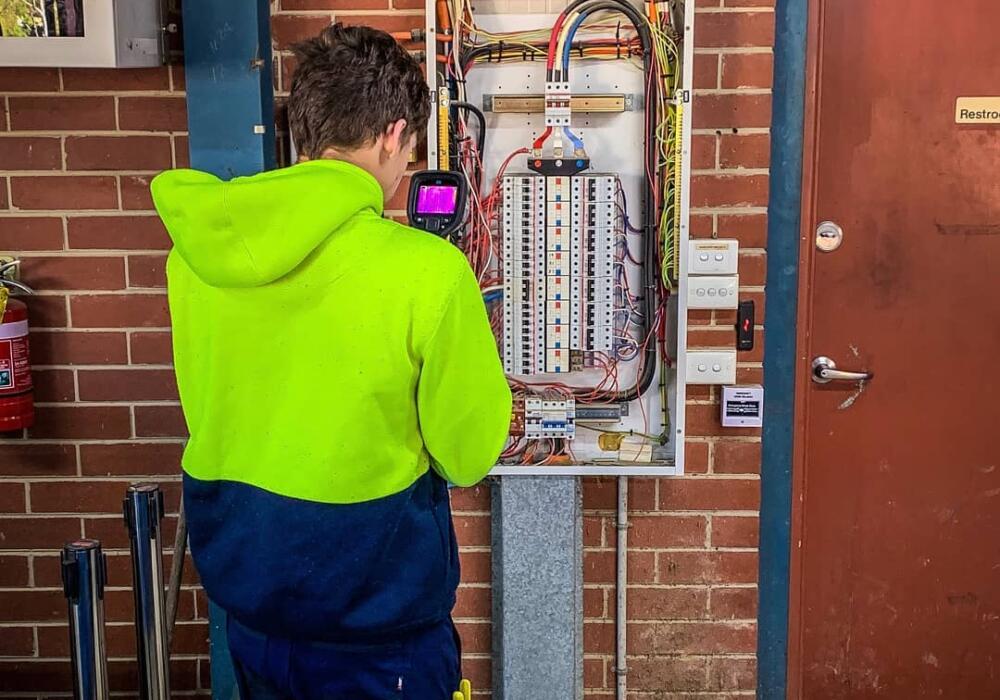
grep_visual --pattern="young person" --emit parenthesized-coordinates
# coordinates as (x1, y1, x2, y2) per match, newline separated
(152, 23, 511, 699)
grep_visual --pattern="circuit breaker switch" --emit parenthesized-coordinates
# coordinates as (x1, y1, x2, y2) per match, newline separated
(544, 81, 572, 127)
(524, 397, 576, 439)
(503, 173, 620, 372)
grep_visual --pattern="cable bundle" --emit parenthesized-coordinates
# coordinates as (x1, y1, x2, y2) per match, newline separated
(432, 0, 684, 457)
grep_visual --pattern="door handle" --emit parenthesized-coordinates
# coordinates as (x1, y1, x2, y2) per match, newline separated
(811, 356, 873, 384)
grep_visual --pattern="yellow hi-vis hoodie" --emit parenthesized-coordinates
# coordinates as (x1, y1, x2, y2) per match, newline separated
(151, 158, 511, 642)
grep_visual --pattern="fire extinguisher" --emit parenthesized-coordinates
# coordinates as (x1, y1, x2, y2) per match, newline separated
(0, 271, 35, 431)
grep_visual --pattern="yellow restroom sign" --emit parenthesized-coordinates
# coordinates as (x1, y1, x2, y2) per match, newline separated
(955, 97, 1000, 123)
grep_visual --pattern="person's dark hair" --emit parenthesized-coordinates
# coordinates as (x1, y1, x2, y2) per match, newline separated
(289, 23, 430, 159)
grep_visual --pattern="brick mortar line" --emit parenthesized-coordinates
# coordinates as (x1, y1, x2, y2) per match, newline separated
(29, 290, 166, 296)
(0, 621, 209, 630)
(694, 6, 775, 13)
(695, 88, 771, 96)
(0, 438, 186, 444)
(693, 127, 770, 135)
(694, 47, 773, 55)
(73, 443, 82, 478)
(32, 401, 178, 408)
(0, 251, 166, 258)
(1, 654, 213, 662)
(628, 583, 758, 590)
(0, 476, 183, 484)
(8, 91, 185, 98)
(691, 168, 770, 176)
(582, 508, 761, 516)
(587, 621, 757, 628)
(10, 292, 170, 297)
(33, 364, 174, 370)
(7, 170, 175, 176)
(2, 130, 187, 137)
(1, 211, 161, 217)
(586, 546, 761, 554)
(690, 206, 768, 214)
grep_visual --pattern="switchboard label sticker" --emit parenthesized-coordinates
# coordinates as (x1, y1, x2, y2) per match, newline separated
(955, 97, 1000, 124)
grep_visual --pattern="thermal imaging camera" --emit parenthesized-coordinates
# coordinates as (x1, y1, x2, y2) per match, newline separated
(406, 170, 467, 237)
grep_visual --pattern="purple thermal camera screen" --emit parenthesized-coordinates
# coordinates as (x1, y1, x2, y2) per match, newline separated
(415, 184, 458, 215)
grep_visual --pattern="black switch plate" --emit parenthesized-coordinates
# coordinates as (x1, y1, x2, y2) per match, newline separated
(737, 300, 754, 351)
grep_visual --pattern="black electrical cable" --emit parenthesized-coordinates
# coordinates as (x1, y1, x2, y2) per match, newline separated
(549, 0, 657, 403)
(460, 38, 639, 73)
(546, 0, 651, 82)
(460, 0, 660, 403)
(452, 100, 486, 157)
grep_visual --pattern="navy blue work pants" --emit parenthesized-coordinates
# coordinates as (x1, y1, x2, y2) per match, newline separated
(227, 616, 461, 700)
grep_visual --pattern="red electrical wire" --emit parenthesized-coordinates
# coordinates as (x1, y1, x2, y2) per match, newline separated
(546, 11, 571, 70)
(532, 127, 553, 150)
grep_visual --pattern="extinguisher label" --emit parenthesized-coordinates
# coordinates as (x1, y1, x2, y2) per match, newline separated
(0, 320, 31, 394)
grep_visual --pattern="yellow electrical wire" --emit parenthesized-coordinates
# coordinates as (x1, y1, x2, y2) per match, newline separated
(438, 86, 450, 167)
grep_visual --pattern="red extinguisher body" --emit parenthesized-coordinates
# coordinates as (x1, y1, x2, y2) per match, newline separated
(0, 298, 34, 431)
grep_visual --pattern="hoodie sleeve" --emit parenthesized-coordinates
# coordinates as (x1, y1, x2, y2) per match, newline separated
(417, 261, 512, 487)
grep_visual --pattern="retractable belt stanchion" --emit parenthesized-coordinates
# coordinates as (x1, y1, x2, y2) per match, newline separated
(124, 483, 171, 700)
(61, 539, 110, 700)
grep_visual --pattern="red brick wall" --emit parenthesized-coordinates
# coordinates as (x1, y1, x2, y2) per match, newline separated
(0, 0, 772, 696)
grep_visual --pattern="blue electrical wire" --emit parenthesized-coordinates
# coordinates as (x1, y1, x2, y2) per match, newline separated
(563, 126, 585, 152)
(560, 11, 591, 152)
(561, 12, 589, 74)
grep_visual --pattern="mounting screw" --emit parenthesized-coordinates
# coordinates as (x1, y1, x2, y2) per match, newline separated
(250, 58, 266, 70)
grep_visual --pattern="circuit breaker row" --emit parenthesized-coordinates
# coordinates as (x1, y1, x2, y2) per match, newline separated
(502, 174, 618, 375)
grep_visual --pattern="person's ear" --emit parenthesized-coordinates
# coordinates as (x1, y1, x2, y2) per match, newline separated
(381, 119, 408, 159)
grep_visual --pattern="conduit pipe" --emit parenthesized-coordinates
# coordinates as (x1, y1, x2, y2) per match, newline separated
(615, 477, 629, 700)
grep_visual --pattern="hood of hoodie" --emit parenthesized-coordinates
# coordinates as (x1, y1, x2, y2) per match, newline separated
(150, 159, 384, 288)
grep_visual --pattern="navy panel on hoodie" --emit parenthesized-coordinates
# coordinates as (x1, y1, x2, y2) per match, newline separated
(183, 470, 460, 642)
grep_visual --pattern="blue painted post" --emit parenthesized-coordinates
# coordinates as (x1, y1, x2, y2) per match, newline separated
(757, 0, 808, 698)
(180, 1, 277, 697)
(183, 0, 276, 180)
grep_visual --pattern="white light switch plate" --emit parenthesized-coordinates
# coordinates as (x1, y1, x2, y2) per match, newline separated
(689, 239, 739, 275)
(686, 350, 737, 385)
(687, 275, 739, 309)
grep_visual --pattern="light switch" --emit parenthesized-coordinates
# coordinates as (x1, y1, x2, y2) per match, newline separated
(687, 275, 739, 309)
(689, 239, 739, 275)
(686, 350, 737, 385)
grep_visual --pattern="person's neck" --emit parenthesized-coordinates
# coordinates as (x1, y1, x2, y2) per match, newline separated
(316, 147, 387, 198)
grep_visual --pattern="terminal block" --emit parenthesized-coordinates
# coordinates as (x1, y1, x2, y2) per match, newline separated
(524, 397, 576, 440)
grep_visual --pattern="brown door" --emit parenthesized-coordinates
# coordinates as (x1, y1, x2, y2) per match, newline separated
(791, 1, 1000, 697)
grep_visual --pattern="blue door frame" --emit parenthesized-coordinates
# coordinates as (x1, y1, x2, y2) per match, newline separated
(757, 0, 809, 697)
(180, 1, 277, 697)
(177, 1, 808, 696)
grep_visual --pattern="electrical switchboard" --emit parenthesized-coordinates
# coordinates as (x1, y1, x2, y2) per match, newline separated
(424, 0, 697, 475)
